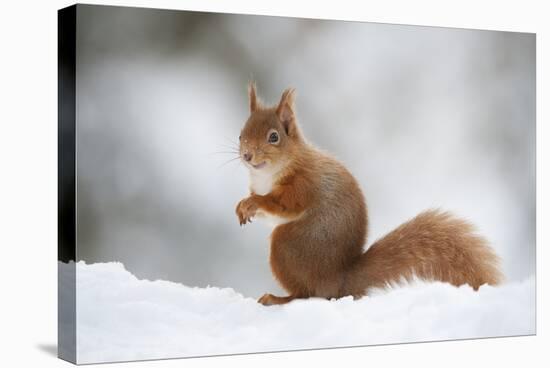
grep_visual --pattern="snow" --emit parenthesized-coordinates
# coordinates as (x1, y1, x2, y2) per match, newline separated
(69, 261, 535, 364)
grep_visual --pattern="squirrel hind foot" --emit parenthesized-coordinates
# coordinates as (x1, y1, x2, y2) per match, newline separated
(257, 293, 297, 306)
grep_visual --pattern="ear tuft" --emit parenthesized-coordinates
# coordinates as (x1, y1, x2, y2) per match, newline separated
(248, 81, 258, 113)
(276, 88, 296, 135)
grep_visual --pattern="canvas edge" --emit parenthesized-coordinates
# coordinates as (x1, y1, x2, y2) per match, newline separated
(58, 3, 77, 364)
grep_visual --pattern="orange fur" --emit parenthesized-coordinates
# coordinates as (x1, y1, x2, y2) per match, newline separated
(236, 83, 503, 306)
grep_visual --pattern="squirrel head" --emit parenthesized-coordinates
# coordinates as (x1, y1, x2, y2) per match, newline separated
(239, 82, 304, 173)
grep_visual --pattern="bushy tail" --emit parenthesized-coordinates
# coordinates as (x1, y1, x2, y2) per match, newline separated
(344, 209, 503, 297)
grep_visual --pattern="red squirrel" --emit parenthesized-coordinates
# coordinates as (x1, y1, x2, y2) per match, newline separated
(236, 82, 503, 306)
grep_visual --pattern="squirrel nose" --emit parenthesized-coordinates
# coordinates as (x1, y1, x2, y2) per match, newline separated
(243, 152, 253, 162)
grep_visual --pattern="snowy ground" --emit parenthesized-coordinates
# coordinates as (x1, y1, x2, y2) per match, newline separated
(68, 261, 535, 364)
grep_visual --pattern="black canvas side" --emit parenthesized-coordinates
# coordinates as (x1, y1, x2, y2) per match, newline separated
(58, 4, 77, 364)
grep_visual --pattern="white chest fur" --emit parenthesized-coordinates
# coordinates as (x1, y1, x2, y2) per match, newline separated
(249, 170, 274, 196)
(248, 169, 291, 227)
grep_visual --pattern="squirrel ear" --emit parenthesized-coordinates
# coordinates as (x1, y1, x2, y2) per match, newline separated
(276, 88, 296, 135)
(248, 81, 258, 113)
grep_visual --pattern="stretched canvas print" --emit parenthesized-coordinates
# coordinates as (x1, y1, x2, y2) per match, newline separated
(58, 4, 536, 364)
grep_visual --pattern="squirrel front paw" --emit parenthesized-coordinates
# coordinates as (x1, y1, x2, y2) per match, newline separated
(236, 196, 259, 225)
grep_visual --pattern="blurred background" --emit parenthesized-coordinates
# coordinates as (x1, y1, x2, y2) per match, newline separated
(75, 5, 535, 297)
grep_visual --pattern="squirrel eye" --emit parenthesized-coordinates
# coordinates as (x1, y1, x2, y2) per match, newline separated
(239, 135, 242, 141)
(268, 131, 279, 144)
